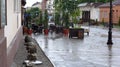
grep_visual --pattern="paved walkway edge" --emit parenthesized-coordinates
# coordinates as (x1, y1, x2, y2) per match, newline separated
(33, 38, 55, 67)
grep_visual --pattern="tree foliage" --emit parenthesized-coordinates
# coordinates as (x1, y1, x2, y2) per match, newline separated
(54, 0, 81, 26)
(39, 10, 43, 25)
(55, 12, 60, 25)
(54, 0, 111, 27)
(79, 0, 110, 3)
(26, 7, 43, 25)
(26, 7, 40, 19)
(43, 10, 49, 29)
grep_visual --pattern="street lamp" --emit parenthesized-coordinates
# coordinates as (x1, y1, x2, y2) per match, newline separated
(107, 0, 113, 45)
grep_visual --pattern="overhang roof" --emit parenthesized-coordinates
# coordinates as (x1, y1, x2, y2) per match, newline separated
(99, 0, 120, 8)
(78, 2, 103, 8)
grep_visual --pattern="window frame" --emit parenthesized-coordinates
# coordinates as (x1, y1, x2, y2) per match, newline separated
(14, 0, 21, 13)
(0, 0, 1, 28)
(0, 0, 7, 28)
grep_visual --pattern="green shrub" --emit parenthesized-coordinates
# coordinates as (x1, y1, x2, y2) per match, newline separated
(55, 12, 60, 25)
(118, 17, 120, 26)
(102, 18, 105, 26)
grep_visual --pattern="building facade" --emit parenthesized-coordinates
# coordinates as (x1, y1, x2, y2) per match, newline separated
(0, 0, 26, 67)
(41, 0, 47, 12)
(46, 0, 55, 14)
(78, 3, 103, 22)
(99, 0, 120, 24)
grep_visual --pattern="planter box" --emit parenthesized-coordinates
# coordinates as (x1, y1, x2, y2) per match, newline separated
(55, 26, 63, 33)
(69, 28, 84, 39)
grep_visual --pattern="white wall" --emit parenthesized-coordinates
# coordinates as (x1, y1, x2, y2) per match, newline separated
(5, 0, 21, 48)
(91, 8, 100, 21)
(79, 7, 100, 21)
(79, 7, 91, 19)
(46, 0, 54, 14)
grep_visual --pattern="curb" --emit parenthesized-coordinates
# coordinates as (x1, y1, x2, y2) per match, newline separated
(32, 38, 55, 67)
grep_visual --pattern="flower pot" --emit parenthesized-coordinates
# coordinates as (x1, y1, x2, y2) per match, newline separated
(44, 29, 49, 35)
(23, 26, 28, 34)
(27, 29, 33, 35)
(63, 29, 69, 36)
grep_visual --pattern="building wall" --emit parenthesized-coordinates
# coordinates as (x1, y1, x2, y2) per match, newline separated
(5, 0, 23, 67)
(46, 0, 54, 14)
(100, 5, 120, 24)
(0, 29, 7, 67)
(112, 5, 120, 24)
(80, 7, 100, 21)
(91, 8, 100, 21)
(41, 0, 47, 11)
(5, 0, 22, 48)
(100, 7, 110, 23)
(79, 7, 91, 19)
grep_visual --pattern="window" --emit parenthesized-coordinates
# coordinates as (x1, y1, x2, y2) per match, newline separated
(112, 10, 114, 12)
(102, 11, 108, 18)
(116, 10, 118, 12)
(0, 0, 7, 28)
(14, 0, 21, 13)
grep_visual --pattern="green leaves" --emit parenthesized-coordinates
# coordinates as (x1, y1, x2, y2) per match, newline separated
(54, 0, 81, 27)
(79, 0, 110, 3)
(39, 10, 43, 24)
(43, 10, 49, 29)
(55, 12, 61, 25)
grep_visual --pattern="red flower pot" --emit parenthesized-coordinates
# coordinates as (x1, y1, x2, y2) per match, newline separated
(27, 29, 33, 35)
(23, 26, 28, 34)
(44, 29, 49, 35)
(63, 29, 69, 36)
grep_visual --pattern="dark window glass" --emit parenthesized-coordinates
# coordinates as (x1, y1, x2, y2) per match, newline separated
(116, 10, 118, 12)
(0, 0, 6, 28)
(112, 10, 114, 12)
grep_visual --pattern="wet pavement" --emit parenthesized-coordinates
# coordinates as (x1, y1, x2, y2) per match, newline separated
(33, 26, 120, 67)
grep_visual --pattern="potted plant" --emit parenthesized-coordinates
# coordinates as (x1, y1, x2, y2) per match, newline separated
(43, 10, 49, 35)
(55, 12, 61, 26)
(54, 12, 61, 33)
(63, 12, 69, 36)
(95, 19, 99, 26)
(102, 18, 105, 26)
(118, 17, 120, 27)
(23, 26, 28, 34)
(27, 24, 33, 35)
(39, 10, 43, 25)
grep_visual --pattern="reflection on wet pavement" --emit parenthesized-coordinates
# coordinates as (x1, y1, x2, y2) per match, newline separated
(33, 26, 120, 67)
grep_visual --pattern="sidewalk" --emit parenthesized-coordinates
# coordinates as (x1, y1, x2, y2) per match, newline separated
(11, 37, 54, 67)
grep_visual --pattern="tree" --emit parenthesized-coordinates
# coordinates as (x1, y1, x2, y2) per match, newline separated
(26, 7, 40, 23)
(43, 10, 48, 29)
(54, 0, 81, 27)
(39, 10, 43, 25)
(26, 7, 40, 19)
(55, 12, 60, 25)
(63, 12, 69, 28)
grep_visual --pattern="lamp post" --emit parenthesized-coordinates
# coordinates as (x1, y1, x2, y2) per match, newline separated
(107, 0, 113, 45)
